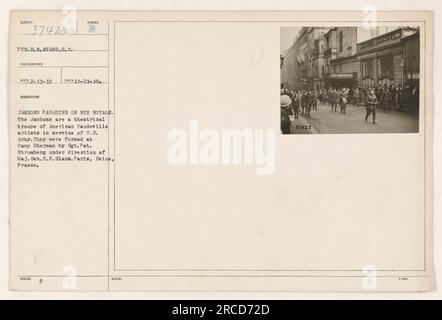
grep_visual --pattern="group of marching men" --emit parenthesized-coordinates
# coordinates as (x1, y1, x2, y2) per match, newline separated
(281, 83, 419, 115)
(280, 87, 351, 119)
(280, 86, 382, 134)
(281, 83, 420, 133)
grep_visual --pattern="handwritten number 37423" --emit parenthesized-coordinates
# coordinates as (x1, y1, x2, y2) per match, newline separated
(32, 25, 67, 36)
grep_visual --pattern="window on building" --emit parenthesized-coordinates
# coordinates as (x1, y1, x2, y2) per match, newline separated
(339, 31, 343, 52)
(362, 59, 373, 79)
(405, 39, 419, 73)
(378, 55, 394, 79)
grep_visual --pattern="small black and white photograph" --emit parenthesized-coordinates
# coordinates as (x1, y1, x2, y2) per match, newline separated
(280, 26, 420, 134)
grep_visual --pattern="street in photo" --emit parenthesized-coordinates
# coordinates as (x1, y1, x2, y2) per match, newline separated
(280, 26, 420, 134)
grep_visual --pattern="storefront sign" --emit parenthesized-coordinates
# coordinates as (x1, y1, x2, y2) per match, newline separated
(358, 29, 402, 51)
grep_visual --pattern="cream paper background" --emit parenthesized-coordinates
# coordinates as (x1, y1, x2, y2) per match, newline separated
(115, 21, 425, 272)
(3, 6, 436, 295)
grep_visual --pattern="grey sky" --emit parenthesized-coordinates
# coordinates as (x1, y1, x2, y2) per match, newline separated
(280, 27, 301, 55)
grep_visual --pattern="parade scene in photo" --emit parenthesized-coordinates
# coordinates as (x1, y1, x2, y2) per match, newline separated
(280, 26, 420, 134)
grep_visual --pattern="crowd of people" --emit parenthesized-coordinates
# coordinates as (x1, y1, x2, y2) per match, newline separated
(280, 83, 419, 133)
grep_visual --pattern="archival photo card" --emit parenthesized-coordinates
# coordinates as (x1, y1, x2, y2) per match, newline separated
(8, 11, 433, 292)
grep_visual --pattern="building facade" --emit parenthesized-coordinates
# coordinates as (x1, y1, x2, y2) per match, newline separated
(356, 27, 418, 88)
(323, 27, 358, 89)
(281, 27, 331, 90)
(402, 31, 420, 87)
(281, 26, 420, 90)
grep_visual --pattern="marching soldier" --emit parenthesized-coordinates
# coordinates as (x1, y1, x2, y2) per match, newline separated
(365, 88, 378, 124)
(339, 90, 348, 114)
(329, 89, 334, 111)
(304, 91, 312, 117)
(313, 90, 318, 110)
(331, 90, 338, 112)
(300, 91, 305, 115)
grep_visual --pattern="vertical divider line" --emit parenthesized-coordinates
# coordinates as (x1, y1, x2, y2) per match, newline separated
(107, 19, 110, 291)
(113, 21, 116, 276)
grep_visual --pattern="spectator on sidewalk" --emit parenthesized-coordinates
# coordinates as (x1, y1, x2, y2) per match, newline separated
(280, 94, 292, 134)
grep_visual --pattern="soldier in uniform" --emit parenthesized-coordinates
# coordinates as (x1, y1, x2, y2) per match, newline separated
(304, 91, 312, 117)
(365, 88, 378, 124)
(299, 91, 304, 115)
(329, 89, 334, 111)
(312, 90, 318, 110)
(339, 90, 348, 114)
(331, 89, 338, 112)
